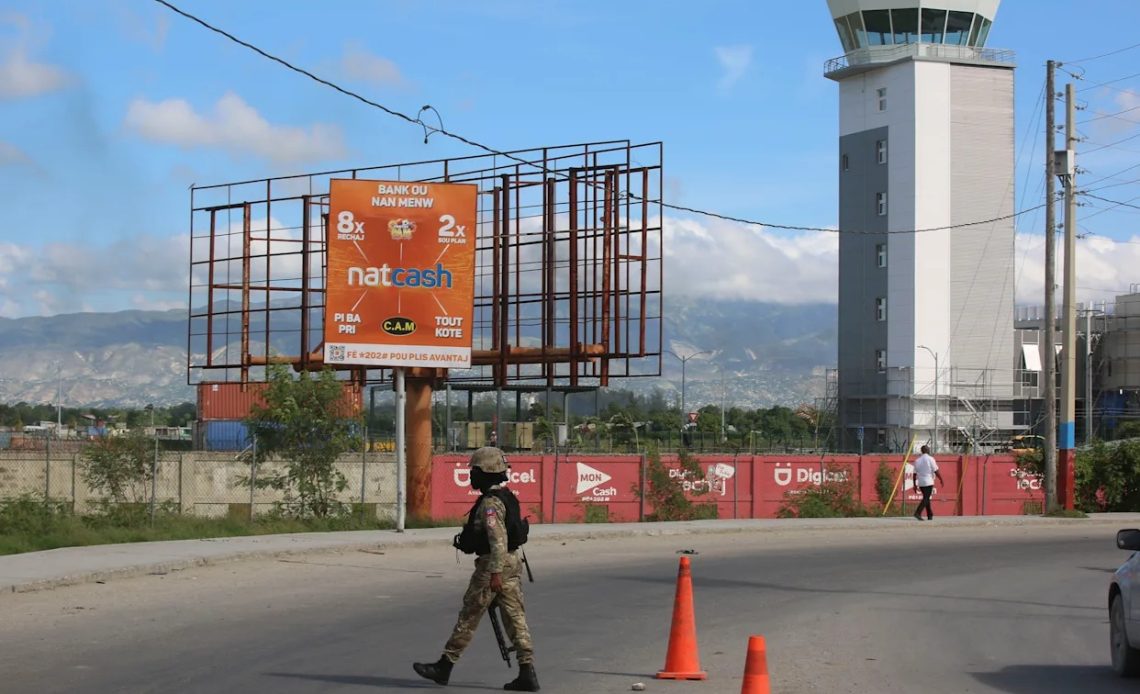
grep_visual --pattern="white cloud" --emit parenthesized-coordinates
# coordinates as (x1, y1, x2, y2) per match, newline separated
(130, 295, 185, 311)
(116, 6, 169, 52)
(0, 139, 29, 165)
(663, 217, 1140, 309)
(5, 217, 1139, 320)
(0, 297, 20, 318)
(1116, 89, 1140, 113)
(1014, 232, 1140, 307)
(663, 215, 838, 303)
(1087, 88, 1140, 139)
(340, 44, 405, 87)
(0, 235, 189, 317)
(714, 45, 753, 91)
(124, 92, 348, 164)
(33, 289, 62, 316)
(0, 46, 70, 99)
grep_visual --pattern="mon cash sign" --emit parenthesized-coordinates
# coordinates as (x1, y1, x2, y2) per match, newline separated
(323, 179, 477, 369)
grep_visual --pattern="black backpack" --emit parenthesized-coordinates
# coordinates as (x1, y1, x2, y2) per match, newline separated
(453, 488, 529, 555)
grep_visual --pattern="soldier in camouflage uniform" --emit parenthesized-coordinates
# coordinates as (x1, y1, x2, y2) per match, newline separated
(413, 447, 539, 691)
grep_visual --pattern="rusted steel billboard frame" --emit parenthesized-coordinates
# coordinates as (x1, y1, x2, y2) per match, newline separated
(186, 140, 663, 390)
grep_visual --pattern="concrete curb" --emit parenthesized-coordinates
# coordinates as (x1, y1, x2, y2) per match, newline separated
(3, 513, 1138, 596)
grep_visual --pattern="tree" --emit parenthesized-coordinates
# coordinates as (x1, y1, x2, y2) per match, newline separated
(246, 365, 362, 518)
(81, 432, 154, 504)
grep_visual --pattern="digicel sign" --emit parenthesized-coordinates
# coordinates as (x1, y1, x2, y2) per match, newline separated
(323, 179, 477, 369)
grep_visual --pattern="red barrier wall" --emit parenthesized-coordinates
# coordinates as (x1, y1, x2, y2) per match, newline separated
(429, 454, 1044, 522)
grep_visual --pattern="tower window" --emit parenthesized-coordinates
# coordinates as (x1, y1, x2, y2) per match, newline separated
(876, 349, 887, 371)
(876, 297, 887, 322)
(876, 192, 888, 216)
(877, 88, 887, 111)
(877, 139, 888, 164)
(842, 154, 849, 171)
(876, 243, 887, 268)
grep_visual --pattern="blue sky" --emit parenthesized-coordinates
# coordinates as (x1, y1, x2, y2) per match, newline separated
(0, 0, 1138, 317)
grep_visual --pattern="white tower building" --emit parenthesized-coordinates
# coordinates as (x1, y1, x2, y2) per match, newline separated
(825, 1, 1016, 453)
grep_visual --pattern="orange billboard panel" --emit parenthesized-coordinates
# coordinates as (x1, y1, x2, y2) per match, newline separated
(323, 179, 476, 369)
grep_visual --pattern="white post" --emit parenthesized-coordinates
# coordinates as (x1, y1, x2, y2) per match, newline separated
(933, 353, 939, 454)
(1086, 310, 1095, 444)
(918, 345, 938, 453)
(395, 367, 407, 533)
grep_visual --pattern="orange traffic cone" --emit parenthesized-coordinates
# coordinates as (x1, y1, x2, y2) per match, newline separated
(656, 556, 707, 680)
(740, 635, 770, 694)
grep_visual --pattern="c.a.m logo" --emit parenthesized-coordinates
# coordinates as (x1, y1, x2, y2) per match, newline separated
(382, 316, 417, 336)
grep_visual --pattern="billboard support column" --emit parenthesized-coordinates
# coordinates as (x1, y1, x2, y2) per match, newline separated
(395, 368, 407, 532)
(407, 376, 434, 519)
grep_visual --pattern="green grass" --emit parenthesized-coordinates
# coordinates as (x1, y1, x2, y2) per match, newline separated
(1045, 508, 1089, 519)
(0, 495, 457, 556)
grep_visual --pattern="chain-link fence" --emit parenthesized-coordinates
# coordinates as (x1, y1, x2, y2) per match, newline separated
(431, 430, 831, 456)
(0, 450, 399, 520)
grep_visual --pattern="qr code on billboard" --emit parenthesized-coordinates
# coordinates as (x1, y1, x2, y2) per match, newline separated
(328, 345, 346, 362)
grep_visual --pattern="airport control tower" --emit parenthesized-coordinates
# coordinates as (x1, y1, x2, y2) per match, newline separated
(824, 1, 1017, 453)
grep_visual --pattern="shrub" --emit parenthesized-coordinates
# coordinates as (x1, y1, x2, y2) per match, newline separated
(0, 494, 71, 535)
(1075, 441, 1140, 512)
(778, 464, 872, 518)
(246, 365, 362, 518)
(874, 460, 904, 514)
(81, 433, 155, 503)
(638, 445, 709, 521)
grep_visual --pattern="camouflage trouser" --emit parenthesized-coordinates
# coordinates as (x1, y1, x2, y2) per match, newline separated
(443, 552, 534, 665)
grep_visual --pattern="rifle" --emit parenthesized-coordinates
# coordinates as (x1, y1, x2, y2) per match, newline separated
(487, 597, 514, 667)
(488, 553, 533, 667)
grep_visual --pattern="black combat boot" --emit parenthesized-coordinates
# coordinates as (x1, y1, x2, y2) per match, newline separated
(503, 663, 540, 691)
(413, 656, 454, 685)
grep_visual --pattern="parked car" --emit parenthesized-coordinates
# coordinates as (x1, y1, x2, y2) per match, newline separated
(1109, 529, 1140, 676)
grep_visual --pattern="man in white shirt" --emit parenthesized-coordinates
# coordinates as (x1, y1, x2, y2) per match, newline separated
(912, 445, 944, 521)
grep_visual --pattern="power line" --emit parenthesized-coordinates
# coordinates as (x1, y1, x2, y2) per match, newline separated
(1079, 104, 1140, 125)
(1083, 129, 1140, 154)
(1082, 162, 1140, 189)
(655, 202, 1043, 235)
(1079, 70, 1140, 93)
(155, 0, 1046, 238)
(1082, 175, 1140, 195)
(1068, 41, 1140, 65)
(1083, 192, 1140, 212)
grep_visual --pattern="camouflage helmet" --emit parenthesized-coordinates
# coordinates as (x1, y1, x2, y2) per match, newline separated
(470, 446, 508, 474)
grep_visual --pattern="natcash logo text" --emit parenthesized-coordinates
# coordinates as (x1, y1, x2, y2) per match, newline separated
(347, 263, 453, 288)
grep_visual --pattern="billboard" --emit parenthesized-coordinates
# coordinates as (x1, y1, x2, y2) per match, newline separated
(324, 179, 477, 368)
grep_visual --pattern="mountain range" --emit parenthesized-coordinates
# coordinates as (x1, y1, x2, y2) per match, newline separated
(0, 298, 837, 410)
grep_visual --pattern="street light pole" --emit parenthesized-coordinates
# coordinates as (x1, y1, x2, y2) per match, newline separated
(667, 349, 712, 432)
(918, 345, 938, 453)
(55, 362, 62, 436)
(719, 366, 728, 443)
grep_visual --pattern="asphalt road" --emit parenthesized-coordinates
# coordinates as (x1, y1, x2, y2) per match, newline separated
(0, 522, 1134, 693)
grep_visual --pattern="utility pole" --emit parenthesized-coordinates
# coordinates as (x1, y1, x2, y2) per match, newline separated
(668, 349, 711, 432)
(1059, 81, 1078, 510)
(55, 362, 62, 436)
(719, 367, 728, 444)
(1042, 60, 1058, 513)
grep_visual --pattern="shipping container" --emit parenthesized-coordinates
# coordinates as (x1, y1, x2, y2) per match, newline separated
(197, 381, 364, 421)
(515, 421, 535, 450)
(202, 420, 251, 452)
(465, 421, 489, 449)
